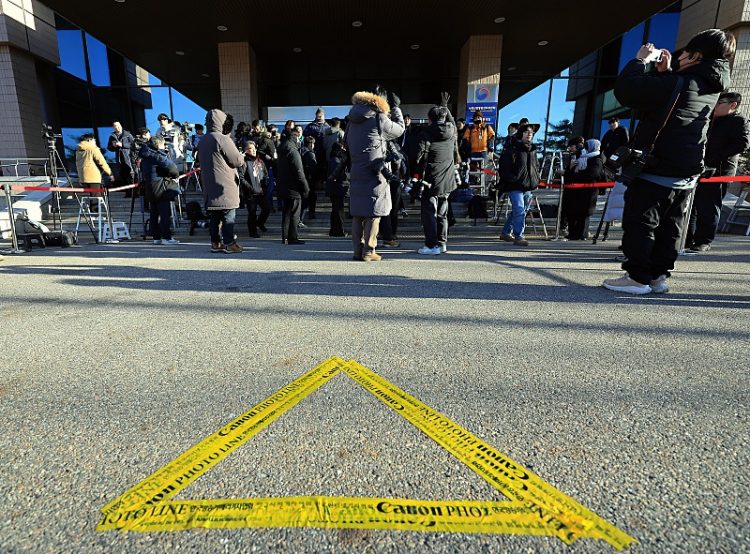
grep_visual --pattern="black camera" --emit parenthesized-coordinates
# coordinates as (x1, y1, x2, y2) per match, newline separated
(605, 145, 658, 180)
(606, 146, 656, 170)
(41, 123, 61, 141)
(406, 177, 432, 200)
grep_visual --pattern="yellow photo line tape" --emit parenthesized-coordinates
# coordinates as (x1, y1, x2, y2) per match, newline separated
(342, 361, 635, 551)
(100, 357, 343, 520)
(97, 357, 634, 550)
(99, 496, 560, 538)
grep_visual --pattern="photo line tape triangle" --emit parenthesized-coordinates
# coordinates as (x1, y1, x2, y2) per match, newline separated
(97, 356, 635, 550)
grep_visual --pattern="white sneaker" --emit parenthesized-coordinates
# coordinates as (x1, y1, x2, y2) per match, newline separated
(153, 239, 163, 245)
(418, 246, 441, 256)
(439, 244, 447, 253)
(649, 275, 669, 294)
(163, 238, 180, 245)
(602, 273, 651, 295)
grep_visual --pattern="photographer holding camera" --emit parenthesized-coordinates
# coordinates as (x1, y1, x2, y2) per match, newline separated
(139, 136, 180, 245)
(415, 95, 458, 255)
(602, 29, 734, 295)
(346, 87, 405, 262)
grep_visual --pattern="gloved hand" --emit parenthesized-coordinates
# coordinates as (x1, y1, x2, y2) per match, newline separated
(439, 91, 450, 107)
(388, 91, 401, 109)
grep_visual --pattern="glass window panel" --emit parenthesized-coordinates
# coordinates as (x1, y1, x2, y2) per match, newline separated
(170, 88, 209, 163)
(85, 34, 110, 86)
(142, 86, 172, 133)
(57, 29, 87, 81)
(618, 23, 645, 72)
(647, 13, 680, 54)
(543, 72, 576, 151)
(600, 118, 632, 141)
(97, 127, 116, 163)
(170, 88, 206, 129)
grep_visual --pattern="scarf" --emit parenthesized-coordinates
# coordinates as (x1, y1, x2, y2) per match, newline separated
(575, 139, 601, 171)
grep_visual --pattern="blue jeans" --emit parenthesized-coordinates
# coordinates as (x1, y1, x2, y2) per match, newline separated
(209, 208, 236, 245)
(502, 191, 533, 238)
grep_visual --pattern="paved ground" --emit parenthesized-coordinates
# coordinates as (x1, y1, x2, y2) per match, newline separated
(0, 232, 748, 553)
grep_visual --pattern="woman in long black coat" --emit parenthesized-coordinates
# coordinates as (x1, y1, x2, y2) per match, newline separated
(563, 138, 606, 240)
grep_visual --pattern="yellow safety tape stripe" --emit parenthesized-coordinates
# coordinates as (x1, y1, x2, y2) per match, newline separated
(343, 361, 635, 551)
(99, 357, 343, 523)
(100, 496, 561, 538)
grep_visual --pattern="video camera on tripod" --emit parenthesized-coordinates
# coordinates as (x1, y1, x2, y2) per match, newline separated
(42, 123, 62, 144)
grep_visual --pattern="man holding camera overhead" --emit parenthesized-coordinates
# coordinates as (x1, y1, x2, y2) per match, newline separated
(602, 29, 734, 295)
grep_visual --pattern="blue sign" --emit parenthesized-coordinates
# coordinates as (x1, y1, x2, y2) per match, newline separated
(466, 102, 498, 128)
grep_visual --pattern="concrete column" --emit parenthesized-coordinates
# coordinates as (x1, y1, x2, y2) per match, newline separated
(218, 42, 258, 123)
(728, 25, 750, 118)
(0, 0, 59, 159)
(457, 35, 503, 127)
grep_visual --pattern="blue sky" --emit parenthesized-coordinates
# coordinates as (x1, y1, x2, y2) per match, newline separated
(499, 69, 575, 134)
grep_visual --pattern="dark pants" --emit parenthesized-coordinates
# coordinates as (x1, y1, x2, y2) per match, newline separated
(247, 193, 270, 236)
(380, 181, 402, 241)
(421, 194, 449, 248)
(329, 195, 345, 236)
(209, 208, 236, 245)
(282, 195, 302, 241)
(149, 198, 172, 240)
(566, 216, 591, 240)
(621, 178, 691, 285)
(686, 182, 727, 247)
(304, 185, 317, 218)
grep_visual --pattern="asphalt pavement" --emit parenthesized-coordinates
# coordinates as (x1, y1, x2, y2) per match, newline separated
(0, 233, 748, 553)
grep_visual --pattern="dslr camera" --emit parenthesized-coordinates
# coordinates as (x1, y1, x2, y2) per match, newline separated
(406, 177, 432, 200)
(605, 145, 658, 181)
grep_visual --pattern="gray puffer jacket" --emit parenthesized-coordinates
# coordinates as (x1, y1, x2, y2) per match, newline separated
(198, 109, 245, 210)
(346, 92, 405, 217)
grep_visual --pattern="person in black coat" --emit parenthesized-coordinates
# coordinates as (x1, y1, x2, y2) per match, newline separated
(276, 130, 309, 244)
(325, 141, 350, 237)
(415, 105, 458, 254)
(139, 137, 180, 244)
(687, 91, 750, 251)
(300, 136, 318, 223)
(107, 121, 135, 191)
(563, 139, 606, 240)
(603, 29, 734, 295)
(379, 140, 409, 247)
(498, 123, 541, 246)
(600, 117, 630, 159)
(239, 141, 270, 238)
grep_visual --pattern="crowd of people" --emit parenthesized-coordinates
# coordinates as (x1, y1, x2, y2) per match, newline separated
(52, 28, 748, 296)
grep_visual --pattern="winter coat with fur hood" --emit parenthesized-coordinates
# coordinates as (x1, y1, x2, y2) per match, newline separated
(198, 109, 246, 210)
(76, 140, 111, 184)
(346, 92, 405, 217)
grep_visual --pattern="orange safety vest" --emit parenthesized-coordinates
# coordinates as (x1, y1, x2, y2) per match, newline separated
(464, 125, 496, 153)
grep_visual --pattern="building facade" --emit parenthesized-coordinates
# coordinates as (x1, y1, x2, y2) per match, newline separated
(565, 0, 750, 142)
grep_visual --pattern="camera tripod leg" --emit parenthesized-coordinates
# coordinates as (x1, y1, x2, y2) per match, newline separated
(593, 189, 611, 244)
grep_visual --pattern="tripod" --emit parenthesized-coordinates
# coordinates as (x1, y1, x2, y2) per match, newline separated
(44, 131, 98, 243)
(128, 160, 147, 240)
